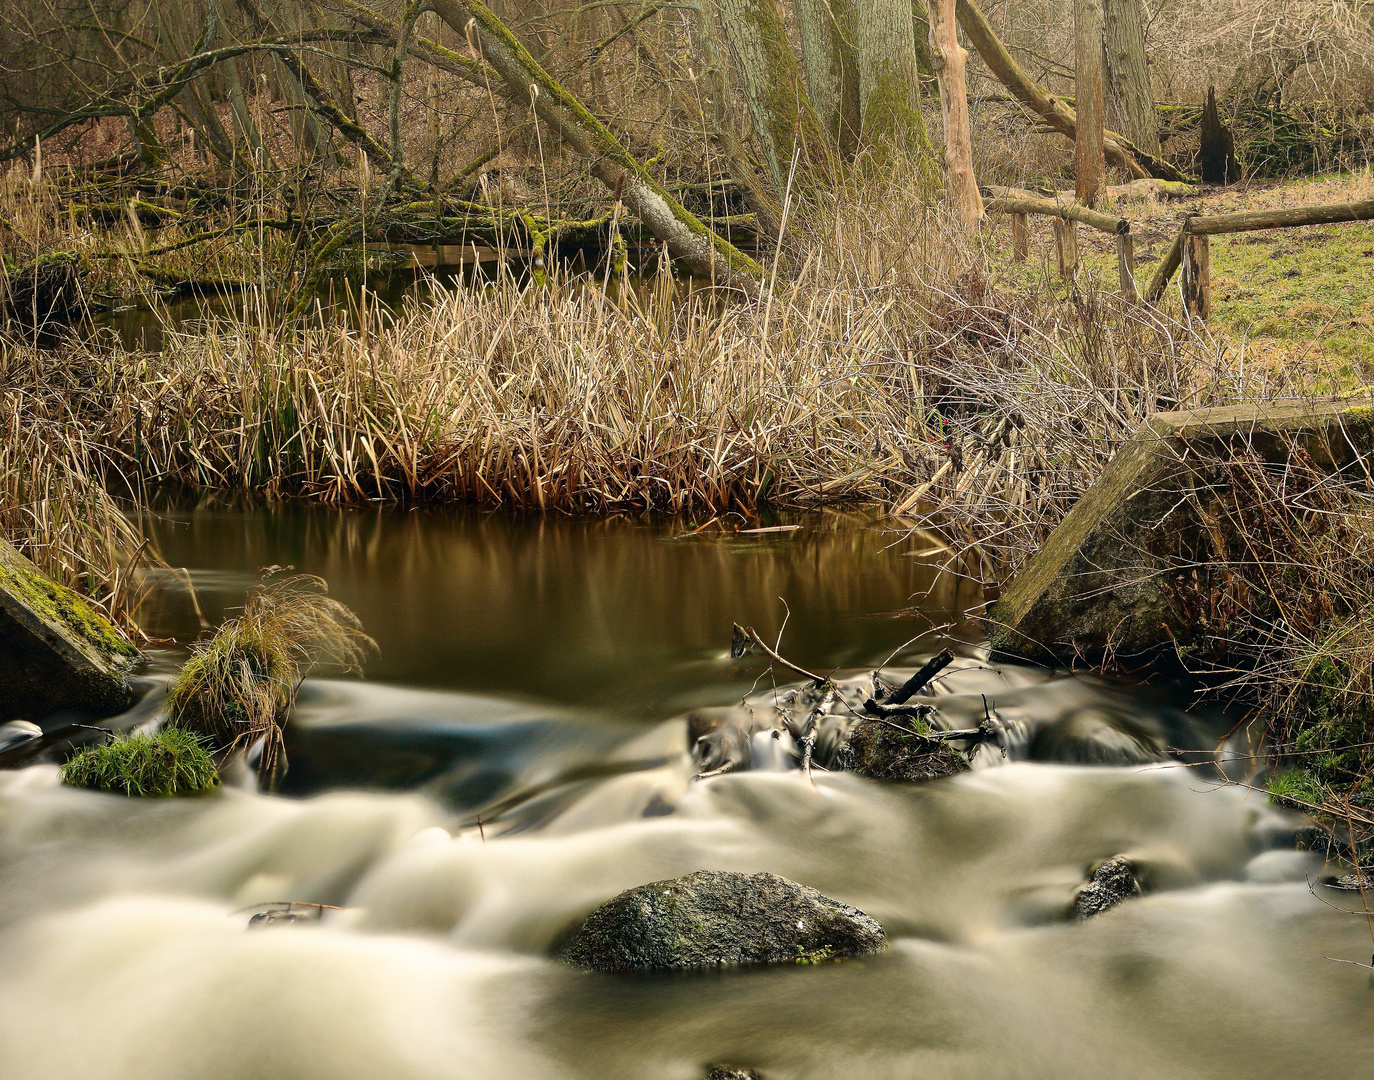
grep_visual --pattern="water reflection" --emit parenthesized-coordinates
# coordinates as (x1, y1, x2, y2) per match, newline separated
(138, 498, 984, 714)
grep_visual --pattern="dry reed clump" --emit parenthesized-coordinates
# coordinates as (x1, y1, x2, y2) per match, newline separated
(1163, 441, 1374, 847)
(2, 221, 1300, 567)
(0, 339, 156, 629)
(165, 570, 375, 778)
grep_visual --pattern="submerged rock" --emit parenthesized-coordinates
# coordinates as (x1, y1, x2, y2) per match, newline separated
(0, 720, 43, 755)
(0, 539, 139, 720)
(561, 870, 885, 971)
(839, 718, 968, 782)
(1074, 856, 1141, 918)
(707, 1068, 762, 1080)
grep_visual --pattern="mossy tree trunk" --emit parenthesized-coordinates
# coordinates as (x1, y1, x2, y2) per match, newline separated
(715, 0, 831, 200)
(1101, 0, 1158, 158)
(925, 0, 981, 230)
(429, 0, 764, 288)
(796, 0, 861, 157)
(1074, 0, 1107, 205)
(854, 0, 937, 182)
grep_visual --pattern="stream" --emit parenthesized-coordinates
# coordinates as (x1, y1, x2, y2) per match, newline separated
(1, 503, 1371, 1079)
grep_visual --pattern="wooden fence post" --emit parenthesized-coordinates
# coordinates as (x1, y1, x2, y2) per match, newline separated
(1115, 233, 1138, 302)
(1011, 212, 1029, 261)
(1053, 218, 1079, 283)
(1181, 231, 1210, 319)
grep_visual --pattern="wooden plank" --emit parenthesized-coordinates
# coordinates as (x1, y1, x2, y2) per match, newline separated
(1188, 199, 1374, 235)
(1181, 232, 1210, 319)
(1116, 234, 1138, 303)
(1145, 224, 1186, 304)
(1011, 212, 1029, 262)
(984, 195, 1127, 235)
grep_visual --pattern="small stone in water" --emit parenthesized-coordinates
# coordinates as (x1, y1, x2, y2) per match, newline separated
(1074, 856, 1141, 919)
(707, 1067, 762, 1080)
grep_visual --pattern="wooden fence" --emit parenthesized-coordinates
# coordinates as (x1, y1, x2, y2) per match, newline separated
(983, 190, 1374, 319)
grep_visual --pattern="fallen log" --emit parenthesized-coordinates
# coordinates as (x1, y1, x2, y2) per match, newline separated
(983, 196, 1129, 235)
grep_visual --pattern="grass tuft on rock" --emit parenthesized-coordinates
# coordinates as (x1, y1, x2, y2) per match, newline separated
(60, 727, 219, 797)
(165, 569, 375, 778)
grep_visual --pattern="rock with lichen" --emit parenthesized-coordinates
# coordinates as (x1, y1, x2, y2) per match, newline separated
(1074, 856, 1141, 918)
(561, 870, 884, 972)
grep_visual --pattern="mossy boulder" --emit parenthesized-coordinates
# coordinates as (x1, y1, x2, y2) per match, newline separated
(561, 870, 885, 972)
(989, 398, 1374, 666)
(0, 539, 138, 719)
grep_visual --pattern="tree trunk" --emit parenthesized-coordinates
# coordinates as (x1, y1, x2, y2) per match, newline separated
(691, 1, 784, 237)
(796, 0, 861, 156)
(1101, 0, 1158, 157)
(715, 0, 830, 198)
(854, 0, 937, 179)
(925, 0, 981, 230)
(1074, 0, 1106, 205)
(429, 0, 764, 288)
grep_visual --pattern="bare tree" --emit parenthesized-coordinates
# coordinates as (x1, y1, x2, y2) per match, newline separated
(1102, 0, 1158, 157)
(1074, 0, 1107, 204)
(926, 0, 980, 229)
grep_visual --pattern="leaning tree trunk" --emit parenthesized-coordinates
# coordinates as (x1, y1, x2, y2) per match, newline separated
(429, 0, 764, 289)
(715, 0, 830, 199)
(1102, 0, 1159, 158)
(1074, 0, 1107, 205)
(925, 0, 981, 231)
(796, 0, 861, 157)
(854, 0, 937, 180)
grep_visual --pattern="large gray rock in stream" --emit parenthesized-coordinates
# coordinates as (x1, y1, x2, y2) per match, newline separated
(0, 539, 139, 719)
(988, 398, 1374, 665)
(561, 871, 885, 971)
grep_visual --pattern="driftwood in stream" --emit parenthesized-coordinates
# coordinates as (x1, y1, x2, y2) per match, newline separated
(704, 639, 993, 781)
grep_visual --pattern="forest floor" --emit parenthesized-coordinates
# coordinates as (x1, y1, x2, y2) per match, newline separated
(995, 170, 1374, 382)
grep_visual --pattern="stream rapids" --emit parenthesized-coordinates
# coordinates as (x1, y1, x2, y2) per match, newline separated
(1, 503, 1370, 1079)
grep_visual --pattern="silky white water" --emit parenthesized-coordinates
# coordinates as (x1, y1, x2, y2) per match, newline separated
(1, 505, 1370, 1079)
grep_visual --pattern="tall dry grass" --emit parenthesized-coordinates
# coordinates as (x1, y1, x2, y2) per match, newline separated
(1, 169, 1315, 608)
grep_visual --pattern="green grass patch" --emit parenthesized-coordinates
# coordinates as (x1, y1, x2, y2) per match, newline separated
(60, 727, 219, 797)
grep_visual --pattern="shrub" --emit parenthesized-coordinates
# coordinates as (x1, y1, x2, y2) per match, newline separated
(165, 569, 375, 778)
(60, 727, 219, 796)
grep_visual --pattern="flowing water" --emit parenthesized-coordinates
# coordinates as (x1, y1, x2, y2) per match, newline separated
(1, 503, 1371, 1080)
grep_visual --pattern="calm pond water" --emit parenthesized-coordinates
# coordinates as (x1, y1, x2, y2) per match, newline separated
(0, 503, 1371, 1080)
